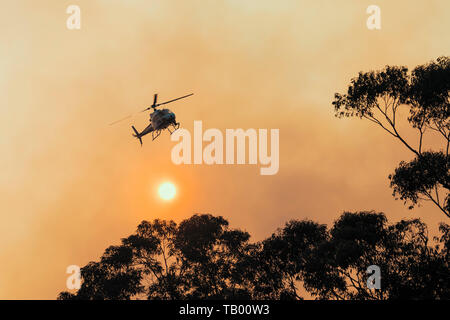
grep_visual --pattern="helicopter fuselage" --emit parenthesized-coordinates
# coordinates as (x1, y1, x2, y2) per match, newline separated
(150, 108, 177, 131)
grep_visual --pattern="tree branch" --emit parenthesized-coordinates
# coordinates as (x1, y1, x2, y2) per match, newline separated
(423, 190, 450, 218)
(372, 99, 421, 156)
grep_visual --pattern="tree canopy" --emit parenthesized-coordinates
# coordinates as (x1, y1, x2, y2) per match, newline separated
(59, 212, 449, 300)
(333, 57, 450, 218)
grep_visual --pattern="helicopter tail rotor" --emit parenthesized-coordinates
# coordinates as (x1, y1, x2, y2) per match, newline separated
(131, 126, 143, 146)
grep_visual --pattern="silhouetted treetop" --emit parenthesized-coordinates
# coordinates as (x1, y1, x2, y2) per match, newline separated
(333, 57, 450, 218)
(58, 212, 450, 300)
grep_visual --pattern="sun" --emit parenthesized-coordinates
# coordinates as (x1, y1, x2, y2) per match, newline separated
(158, 182, 176, 200)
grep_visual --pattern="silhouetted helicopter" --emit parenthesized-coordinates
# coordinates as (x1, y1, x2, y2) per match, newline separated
(110, 93, 193, 145)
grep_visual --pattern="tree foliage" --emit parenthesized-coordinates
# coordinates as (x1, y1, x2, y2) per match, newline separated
(58, 212, 449, 300)
(333, 57, 450, 218)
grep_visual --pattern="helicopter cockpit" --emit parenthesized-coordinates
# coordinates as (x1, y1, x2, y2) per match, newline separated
(150, 108, 177, 130)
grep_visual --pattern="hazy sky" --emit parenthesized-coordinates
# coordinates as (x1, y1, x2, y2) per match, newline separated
(0, 0, 449, 299)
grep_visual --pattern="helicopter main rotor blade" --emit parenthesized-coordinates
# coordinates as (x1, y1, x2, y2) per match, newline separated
(110, 93, 193, 125)
(108, 114, 132, 126)
(156, 93, 193, 107)
(110, 103, 151, 125)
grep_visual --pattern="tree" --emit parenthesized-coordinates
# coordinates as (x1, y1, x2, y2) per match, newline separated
(58, 214, 252, 300)
(303, 211, 449, 299)
(252, 211, 449, 300)
(59, 212, 450, 300)
(172, 214, 253, 299)
(248, 220, 328, 300)
(332, 57, 450, 218)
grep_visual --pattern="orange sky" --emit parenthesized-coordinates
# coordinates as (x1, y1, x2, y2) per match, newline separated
(0, 0, 449, 299)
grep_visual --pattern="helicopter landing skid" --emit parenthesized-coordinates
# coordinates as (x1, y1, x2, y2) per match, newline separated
(152, 130, 162, 141)
(168, 123, 180, 135)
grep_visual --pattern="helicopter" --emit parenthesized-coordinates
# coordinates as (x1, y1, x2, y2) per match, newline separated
(111, 93, 193, 145)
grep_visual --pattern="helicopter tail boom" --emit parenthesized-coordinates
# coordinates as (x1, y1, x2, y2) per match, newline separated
(131, 126, 143, 146)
